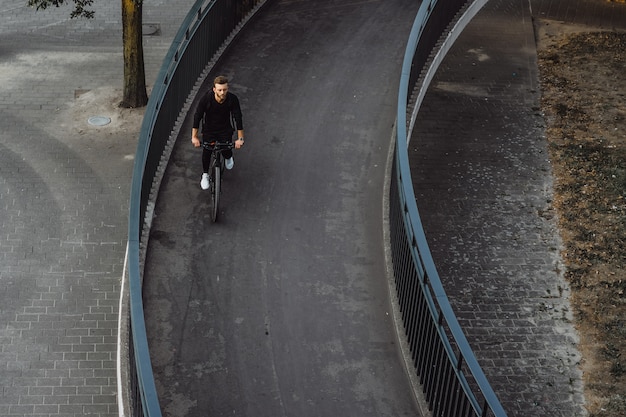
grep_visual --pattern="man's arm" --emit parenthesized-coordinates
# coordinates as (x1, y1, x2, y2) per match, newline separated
(234, 129, 244, 149)
(232, 95, 244, 149)
(192, 127, 201, 148)
(191, 95, 207, 148)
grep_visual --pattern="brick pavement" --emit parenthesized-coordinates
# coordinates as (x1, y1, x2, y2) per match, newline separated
(410, 0, 626, 416)
(0, 1, 194, 416)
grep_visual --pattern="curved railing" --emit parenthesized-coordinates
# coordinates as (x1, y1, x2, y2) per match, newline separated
(120, 0, 510, 415)
(119, 1, 267, 416)
(389, 0, 507, 416)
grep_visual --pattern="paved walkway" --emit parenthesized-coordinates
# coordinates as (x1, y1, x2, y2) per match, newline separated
(0, 1, 194, 416)
(411, 0, 626, 416)
(142, 1, 421, 416)
(140, 0, 623, 417)
(1, 0, 625, 417)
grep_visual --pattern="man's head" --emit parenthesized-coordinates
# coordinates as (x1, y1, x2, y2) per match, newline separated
(213, 75, 229, 103)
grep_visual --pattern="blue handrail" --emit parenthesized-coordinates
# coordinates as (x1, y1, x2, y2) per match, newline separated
(124, 1, 266, 415)
(393, 0, 507, 415)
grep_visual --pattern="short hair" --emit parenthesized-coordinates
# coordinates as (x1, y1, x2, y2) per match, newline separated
(214, 75, 228, 86)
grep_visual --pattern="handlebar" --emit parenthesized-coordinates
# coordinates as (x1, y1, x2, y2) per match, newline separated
(202, 141, 234, 151)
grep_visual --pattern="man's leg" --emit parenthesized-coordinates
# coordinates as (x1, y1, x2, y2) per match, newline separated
(202, 146, 213, 173)
(200, 145, 212, 190)
(223, 140, 234, 170)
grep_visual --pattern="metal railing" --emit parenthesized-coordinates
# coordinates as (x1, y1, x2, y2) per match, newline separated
(120, 1, 267, 416)
(390, 0, 508, 416)
(120, 0, 510, 415)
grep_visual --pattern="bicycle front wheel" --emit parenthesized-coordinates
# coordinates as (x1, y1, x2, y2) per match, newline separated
(210, 162, 220, 222)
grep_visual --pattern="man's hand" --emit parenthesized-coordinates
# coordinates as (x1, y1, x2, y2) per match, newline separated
(191, 136, 201, 148)
(234, 138, 244, 149)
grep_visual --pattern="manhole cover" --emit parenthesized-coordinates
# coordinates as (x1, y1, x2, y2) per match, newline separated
(88, 116, 111, 126)
(143, 23, 161, 36)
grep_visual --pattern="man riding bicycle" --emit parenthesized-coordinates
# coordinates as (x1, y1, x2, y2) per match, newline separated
(191, 75, 245, 190)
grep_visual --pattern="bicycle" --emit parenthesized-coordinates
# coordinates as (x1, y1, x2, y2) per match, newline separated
(202, 140, 234, 222)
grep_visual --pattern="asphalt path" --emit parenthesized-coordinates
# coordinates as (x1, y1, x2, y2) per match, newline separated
(142, 1, 421, 416)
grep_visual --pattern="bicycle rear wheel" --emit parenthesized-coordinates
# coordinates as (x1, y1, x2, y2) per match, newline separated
(210, 162, 220, 222)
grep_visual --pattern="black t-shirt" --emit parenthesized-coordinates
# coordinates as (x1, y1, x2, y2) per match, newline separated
(193, 91, 243, 139)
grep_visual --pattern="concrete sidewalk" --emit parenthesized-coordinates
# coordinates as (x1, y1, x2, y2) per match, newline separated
(0, 1, 194, 416)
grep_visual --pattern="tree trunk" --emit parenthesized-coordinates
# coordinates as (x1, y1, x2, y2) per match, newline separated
(121, 0, 148, 108)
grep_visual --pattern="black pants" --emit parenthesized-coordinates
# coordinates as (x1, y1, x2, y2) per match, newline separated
(202, 138, 233, 173)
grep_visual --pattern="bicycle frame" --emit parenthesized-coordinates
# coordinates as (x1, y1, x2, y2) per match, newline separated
(202, 140, 233, 222)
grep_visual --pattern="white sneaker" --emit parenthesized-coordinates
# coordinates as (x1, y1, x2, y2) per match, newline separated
(225, 157, 234, 170)
(200, 173, 210, 190)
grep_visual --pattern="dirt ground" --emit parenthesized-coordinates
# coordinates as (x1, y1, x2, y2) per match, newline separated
(536, 20, 626, 417)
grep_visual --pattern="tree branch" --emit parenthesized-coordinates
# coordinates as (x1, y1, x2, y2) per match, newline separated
(27, 0, 95, 19)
